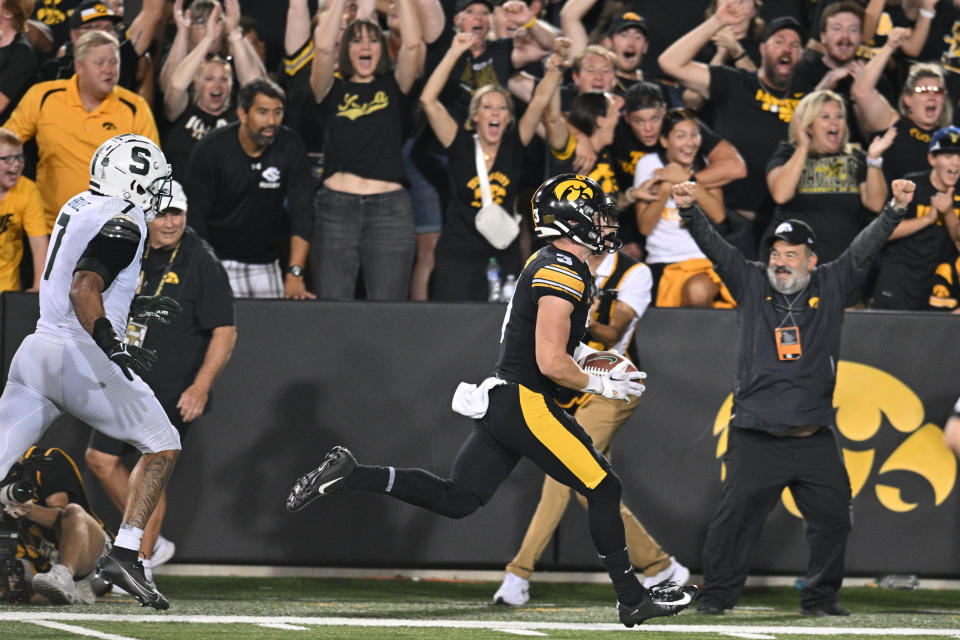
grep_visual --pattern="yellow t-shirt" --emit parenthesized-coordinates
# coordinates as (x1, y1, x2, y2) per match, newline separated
(3, 75, 160, 229)
(0, 176, 47, 292)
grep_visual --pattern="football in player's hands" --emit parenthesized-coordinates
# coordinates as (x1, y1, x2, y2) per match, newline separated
(580, 351, 639, 376)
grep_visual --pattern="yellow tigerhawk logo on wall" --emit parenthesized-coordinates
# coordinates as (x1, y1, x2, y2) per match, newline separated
(712, 361, 957, 515)
(553, 176, 594, 202)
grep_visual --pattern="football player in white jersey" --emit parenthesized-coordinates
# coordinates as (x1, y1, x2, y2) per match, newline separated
(0, 134, 182, 610)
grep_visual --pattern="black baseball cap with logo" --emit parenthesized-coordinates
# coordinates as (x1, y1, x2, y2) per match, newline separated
(70, 1, 122, 30)
(929, 126, 960, 155)
(607, 12, 647, 37)
(765, 219, 817, 254)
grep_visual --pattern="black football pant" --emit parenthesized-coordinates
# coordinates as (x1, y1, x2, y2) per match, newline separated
(384, 383, 629, 556)
(700, 426, 852, 610)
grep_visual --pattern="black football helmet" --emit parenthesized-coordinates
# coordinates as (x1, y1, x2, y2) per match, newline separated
(532, 174, 621, 254)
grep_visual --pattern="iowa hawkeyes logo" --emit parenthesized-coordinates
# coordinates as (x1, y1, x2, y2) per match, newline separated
(712, 361, 957, 515)
(553, 177, 594, 202)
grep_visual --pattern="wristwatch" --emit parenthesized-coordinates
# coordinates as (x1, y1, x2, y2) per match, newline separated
(287, 265, 304, 277)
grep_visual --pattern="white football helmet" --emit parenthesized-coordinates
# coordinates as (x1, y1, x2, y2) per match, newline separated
(89, 134, 173, 221)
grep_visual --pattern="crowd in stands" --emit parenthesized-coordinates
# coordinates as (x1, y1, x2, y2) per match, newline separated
(1, 0, 959, 310)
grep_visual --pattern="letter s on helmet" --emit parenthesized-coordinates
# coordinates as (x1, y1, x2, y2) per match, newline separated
(531, 173, 621, 254)
(89, 134, 173, 222)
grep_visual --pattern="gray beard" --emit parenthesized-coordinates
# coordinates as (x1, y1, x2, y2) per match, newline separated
(767, 266, 809, 295)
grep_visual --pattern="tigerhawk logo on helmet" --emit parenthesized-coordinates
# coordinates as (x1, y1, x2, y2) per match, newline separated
(89, 134, 174, 222)
(532, 173, 621, 255)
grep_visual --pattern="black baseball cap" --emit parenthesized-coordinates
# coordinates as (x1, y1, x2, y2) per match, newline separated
(762, 16, 805, 43)
(70, 1, 122, 30)
(766, 219, 816, 253)
(607, 12, 647, 37)
(454, 0, 494, 14)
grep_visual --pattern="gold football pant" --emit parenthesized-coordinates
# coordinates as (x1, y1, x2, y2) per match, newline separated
(505, 394, 670, 579)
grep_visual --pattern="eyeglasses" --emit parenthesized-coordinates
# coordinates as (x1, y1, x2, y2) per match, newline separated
(913, 85, 946, 95)
(0, 153, 25, 164)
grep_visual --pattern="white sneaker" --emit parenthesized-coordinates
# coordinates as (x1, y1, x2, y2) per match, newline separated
(151, 536, 176, 567)
(642, 557, 691, 589)
(74, 574, 97, 604)
(493, 572, 530, 606)
(32, 564, 79, 604)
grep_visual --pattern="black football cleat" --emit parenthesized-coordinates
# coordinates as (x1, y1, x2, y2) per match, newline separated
(617, 581, 700, 628)
(286, 445, 357, 512)
(96, 551, 169, 610)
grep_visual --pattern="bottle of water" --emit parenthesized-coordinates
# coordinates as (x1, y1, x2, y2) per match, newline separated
(486, 257, 502, 303)
(501, 274, 517, 302)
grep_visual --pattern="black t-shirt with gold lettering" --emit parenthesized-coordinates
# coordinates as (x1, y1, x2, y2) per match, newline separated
(610, 117, 721, 188)
(872, 168, 960, 309)
(438, 126, 527, 255)
(875, 116, 937, 187)
(707, 65, 804, 213)
(318, 74, 409, 185)
(163, 103, 236, 184)
(765, 141, 867, 264)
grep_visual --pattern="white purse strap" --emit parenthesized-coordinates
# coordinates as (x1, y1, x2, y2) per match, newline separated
(474, 134, 493, 208)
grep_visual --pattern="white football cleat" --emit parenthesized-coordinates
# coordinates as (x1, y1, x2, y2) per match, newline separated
(643, 557, 690, 589)
(493, 572, 530, 606)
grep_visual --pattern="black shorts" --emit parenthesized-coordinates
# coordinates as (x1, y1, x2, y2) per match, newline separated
(87, 395, 189, 457)
(455, 382, 612, 503)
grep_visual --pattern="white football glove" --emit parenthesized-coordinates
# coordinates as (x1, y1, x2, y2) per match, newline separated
(582, 370, 647, 402)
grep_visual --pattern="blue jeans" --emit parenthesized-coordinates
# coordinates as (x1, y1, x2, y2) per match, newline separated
(311, 187, 416, 301)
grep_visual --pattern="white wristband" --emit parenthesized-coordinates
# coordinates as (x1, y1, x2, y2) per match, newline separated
(919, 7, 936, 19)
(866, 156, 883, 169)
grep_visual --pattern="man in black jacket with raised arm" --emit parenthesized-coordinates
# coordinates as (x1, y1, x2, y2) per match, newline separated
(670, 178, 914, 617)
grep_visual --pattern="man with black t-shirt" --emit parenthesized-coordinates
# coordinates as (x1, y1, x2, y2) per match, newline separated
(424, 0, 554, 124)
(186, 78, 314, 299)
(85, 180, 235, 586)
(872, 126, 960, 310)
(791, 2, 886, 145)
(672, 178, 914, 616)
(660, 8, 807, 253)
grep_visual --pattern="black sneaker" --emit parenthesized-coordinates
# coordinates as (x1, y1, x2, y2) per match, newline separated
(286, 446, 357, 513)
(801, 601, 850, 616)
(617, 581, 700, 628)
(95, 551, 169, 610)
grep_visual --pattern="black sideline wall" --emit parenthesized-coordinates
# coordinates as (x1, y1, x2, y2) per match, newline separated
(2, 293, 959, 577)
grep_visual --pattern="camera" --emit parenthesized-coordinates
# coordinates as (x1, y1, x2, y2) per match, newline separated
(0, 514, 27, 602)
(0, 479, 35, 508)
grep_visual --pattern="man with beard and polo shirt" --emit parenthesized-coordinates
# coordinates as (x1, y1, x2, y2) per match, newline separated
(659, 5, 807, 257)
(871, 126, 960, 310)
(671, 177, 914, 616)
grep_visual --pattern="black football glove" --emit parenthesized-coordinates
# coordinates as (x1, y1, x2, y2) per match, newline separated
(105, 341, 158, 381)
(92, 317, 158, 381)
(130, 295, 182, 326)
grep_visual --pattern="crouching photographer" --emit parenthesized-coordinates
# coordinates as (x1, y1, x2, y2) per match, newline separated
(0, 446, 113, 604)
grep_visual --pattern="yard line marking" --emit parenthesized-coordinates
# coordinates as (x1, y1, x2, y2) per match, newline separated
(4, 613, 960, 636)
(258, 623, 309, 630)
(721, 633, 777, 639)
(492, 630, 548, 637)
(26, 620, 138, 640)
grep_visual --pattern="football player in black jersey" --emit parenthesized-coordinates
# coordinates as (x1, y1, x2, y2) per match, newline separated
(286, 174, 700, 627)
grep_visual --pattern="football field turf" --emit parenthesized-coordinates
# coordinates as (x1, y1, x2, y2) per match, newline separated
(1, 577, 959, 639)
